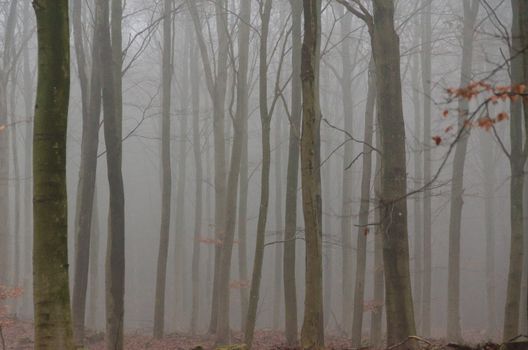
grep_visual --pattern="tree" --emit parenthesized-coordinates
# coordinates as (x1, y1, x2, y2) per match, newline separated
(32, 0, 74, 348)
(71, 0, 103, 344)
(101, 0, 126, 346)
(153, 0, 173, 338)
(447, 1, 478, 341)
(283, 1, 302, 346)
(300, 0, 324, 348)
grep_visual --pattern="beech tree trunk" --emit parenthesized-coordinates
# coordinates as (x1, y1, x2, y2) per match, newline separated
(447, 1, 478, 341)
(153, 0, 173, 338)
(283, 1, 302, 346)
(300, 1, 324, 348)
(32, 0, 74, 347)
(350, 57, 376, 347)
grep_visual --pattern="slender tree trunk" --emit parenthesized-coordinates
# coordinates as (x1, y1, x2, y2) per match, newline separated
(190, 38, 203, 335)
(87, 191, 101, 330)
(32, 0, 74, 348)
(300, 1, 324, 348)
(244, 2, 273, 346)
(283, 1, 302, 345)
(421, 0, 433, 337)
(350, 57, 376, 347)
(102, 0, 125, 346)
(447, 1, 478, 341)
(153, 0, 173, 338)
(71, 0, 103, 344)
(235, 0, 252, 333)
(273, 115, 284, 330)
(339, 9, 354, 334)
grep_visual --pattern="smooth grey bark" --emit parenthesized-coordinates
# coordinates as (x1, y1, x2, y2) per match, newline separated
(32, 0, 74, 347)
(87, 191, 101, 330)
(283, 1, 301, 345)
(245, 1, 274, 346)
(71, 0, 103, 344)
(350, 57, 376, 347)
(339, 9, 354, 333)
(300, 0, 324, 348)
(447, 1, 478, 341)
(421, 0, 433, 337)
(273, 114, 284, 330)
(190, 38, 202, 335)
(102, 0, 125, 347)
(153, 0, 173, 339)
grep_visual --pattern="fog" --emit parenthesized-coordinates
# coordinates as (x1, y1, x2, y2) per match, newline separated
(0, 0, 527, 349)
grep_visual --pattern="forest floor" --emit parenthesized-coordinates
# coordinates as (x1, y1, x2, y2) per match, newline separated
(0, 319, 504, 350)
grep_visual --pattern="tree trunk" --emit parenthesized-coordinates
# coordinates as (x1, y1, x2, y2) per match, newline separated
(102, 0, 125, 346)
(300, 1, 324, 348)
(503, 0, 527, 340)
(153, 0, 173, 338)
(370, 0, 417, 345)
(339, 9, 354, 334)
(421, 0, 433, 337)
(283, 1, 302, 346)
(273, 114, 284, 330)
(350, 57, 376, 347)
(32, 0, 74, 347)
(87, 191, 101, 330)
(447, 1, 478, 341)
(71, 0, 103, 344)
(244, 2, 273, 346)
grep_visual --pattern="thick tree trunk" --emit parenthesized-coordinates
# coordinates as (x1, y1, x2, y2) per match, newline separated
(71, 0, 103, 344)
(370, 1, 417, 345)
(350, 57, 376, 347)
(32, 0, 74, 348)
(300, 1, 324, 348)
(273, 115, 284, 330)
(503, 0, 527, 340)
(447, 1, 478, 341)
(102, 0, 126, 347)
(283, 1, 302, 345)
(153, 0, 173, 338)
(244, 2, 273, 346)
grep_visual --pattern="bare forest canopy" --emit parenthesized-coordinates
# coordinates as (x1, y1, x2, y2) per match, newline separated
(0, 0, 527, 349)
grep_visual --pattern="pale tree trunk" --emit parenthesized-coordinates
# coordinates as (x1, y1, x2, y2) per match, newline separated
(300, 1, 324, 348)
(244, 1, 273, 346)
(22, 0, 34, 318)
(339, 9, 354, 333)
(102, 0, 125, 346)
(32, 0, 74, 348)
(87, 191, 101, 330)
(190, 38, 203, 334)
(369, 126, 383, 347)
(236, 0, 251, 333)
(187, 1, 229, 333)
(283, 1, 301, 345)
(153, 0, 173, 338)
(273, 114, 284, 330)
(175, 22, 190, 330)
(410, 30, 423, 333)
(0, 0, 17, 287)
(447, 1, 478, 341)
(479, 130, 496, 336)
(503, 0, 527, 340)
(421, 0, 433, 337)
(322, 132, 332, 329)
(71, 0, 103, 344)
(214, 0, 251, 343)
(351, 57, 376, 347)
